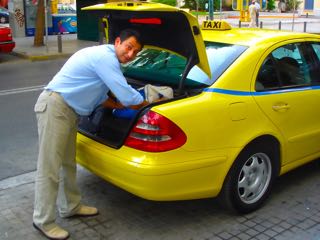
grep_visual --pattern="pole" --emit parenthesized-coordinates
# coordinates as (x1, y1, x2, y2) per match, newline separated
(220, 0, 222, 20)
(196, 0, 199, 20)
(292, 0, 295, 31)
(44, 0, 48, 52)
(209, 0, 214, 20)
(57, 33, 62, 53)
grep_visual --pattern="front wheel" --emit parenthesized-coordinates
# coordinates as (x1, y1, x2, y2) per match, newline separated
(219, 143, 279, 214)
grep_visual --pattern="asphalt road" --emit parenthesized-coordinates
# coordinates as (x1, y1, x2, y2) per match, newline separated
(0, 54, 66, 180)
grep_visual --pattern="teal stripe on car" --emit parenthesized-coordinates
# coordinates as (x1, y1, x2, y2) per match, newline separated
(203, 86, 320, 96)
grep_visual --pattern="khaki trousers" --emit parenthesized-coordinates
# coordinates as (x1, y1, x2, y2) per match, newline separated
(33, 90, 81, 230)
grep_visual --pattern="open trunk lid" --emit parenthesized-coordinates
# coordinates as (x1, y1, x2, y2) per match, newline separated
(82, 1, 211, 81)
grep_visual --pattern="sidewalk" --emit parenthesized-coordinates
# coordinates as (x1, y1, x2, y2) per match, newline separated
(11, 33, 97, 61)
(9, 12, 320, 61)
(1, 162, 320, 240)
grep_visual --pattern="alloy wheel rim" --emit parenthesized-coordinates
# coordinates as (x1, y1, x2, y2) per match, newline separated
(237, 152, 272, 204)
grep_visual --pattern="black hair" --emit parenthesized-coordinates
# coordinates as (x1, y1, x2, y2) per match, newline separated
(119, 29, 144, 49)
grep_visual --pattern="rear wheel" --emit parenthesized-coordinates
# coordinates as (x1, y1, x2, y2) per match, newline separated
(219, 142, 278, 213)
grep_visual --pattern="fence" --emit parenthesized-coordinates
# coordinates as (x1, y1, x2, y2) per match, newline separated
(197, 15, 320, 34)
(236, 20, 320, 33)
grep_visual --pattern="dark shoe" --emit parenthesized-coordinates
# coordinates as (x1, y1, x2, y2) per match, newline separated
(33, 223, 69, 240)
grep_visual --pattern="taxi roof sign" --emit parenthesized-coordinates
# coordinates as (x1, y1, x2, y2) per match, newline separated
(201, 20, 232, 30)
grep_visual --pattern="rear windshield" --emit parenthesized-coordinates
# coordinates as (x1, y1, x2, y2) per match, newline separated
(122, 42, 247, 88)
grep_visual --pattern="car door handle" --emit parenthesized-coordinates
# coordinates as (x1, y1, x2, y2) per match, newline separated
(272, 104, 290, 111)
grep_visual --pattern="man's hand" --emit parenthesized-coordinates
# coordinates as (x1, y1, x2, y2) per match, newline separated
(102, 97, 124, 109)
(129, 100, 149, 110)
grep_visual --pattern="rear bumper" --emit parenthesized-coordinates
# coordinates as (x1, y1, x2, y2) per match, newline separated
(76, 133, 237, 201)
(0, 41, 15, 53)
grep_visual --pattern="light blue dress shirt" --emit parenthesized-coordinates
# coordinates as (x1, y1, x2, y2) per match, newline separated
(45, 44, 143, 116)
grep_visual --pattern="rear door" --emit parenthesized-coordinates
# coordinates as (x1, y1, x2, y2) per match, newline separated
(254, 40, 320, 165)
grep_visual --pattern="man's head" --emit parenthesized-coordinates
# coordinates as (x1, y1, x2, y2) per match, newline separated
(114, 29, 144, 64)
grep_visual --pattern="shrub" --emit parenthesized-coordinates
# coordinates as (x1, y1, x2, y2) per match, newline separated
(285, 0, 302, 11)
(267, 0, 276, 11)
(151, 0, 177, 7)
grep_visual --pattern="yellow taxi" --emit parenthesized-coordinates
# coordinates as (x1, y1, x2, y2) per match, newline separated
(77, 2, 320, 213)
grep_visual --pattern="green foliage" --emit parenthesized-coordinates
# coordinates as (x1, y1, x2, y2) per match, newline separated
(182, 0, 197, 9)
(151, 0, 177, 7)
(285, 0, 302, 11)
(213, 0, 222, 11)
(267, 0, 276, 11)
(183, 0, 221, 11)
(198, 0, 207, 10)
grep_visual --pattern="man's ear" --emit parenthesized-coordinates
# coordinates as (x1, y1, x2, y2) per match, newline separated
(114, 37, 121, 46)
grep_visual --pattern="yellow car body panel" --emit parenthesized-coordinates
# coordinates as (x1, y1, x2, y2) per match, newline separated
(77, 132, 235, 200)
(76, 12, 320, 202)
(76, 88, 279, 200)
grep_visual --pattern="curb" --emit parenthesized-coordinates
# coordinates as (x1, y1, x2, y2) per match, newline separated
(0, 171, 35, 191)
(0, 166, 87, 191)
(11, 51, 73, 61)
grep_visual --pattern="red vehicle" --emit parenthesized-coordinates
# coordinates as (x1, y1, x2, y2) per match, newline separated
(0, 26, 15, 53)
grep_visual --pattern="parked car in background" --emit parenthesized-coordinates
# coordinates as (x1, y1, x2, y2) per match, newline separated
(0, 7, 9, 24)
(0, 26, 15, 53)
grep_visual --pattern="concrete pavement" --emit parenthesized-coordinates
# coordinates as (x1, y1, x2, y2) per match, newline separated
(1, 161, 320, 240)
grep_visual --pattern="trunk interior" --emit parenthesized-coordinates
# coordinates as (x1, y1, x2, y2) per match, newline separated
(78, 77, 204, 149)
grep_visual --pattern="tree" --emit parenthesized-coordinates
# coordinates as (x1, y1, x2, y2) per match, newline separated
(34, 0, 45, 46)
(182, 0, 197, 9)
(213, 0, 222, 11)
(151, 0, 177, 6)
(285, 0, 302, 11)
(182, 0, 220, 11)
(197, 0, 207, 11)
(267, 0, 276, 11)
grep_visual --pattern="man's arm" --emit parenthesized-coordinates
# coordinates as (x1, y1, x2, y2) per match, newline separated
(102, 97, 124, 109)
(103, 96, 149, 110)
(129, 100, 149, 110)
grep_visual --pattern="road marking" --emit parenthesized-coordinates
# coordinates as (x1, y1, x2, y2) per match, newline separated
(0, 85, 45, 96)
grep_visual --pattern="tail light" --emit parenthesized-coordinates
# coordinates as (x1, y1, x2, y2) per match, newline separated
(125, 111, 187, 152)
(129, 18, 162, 25)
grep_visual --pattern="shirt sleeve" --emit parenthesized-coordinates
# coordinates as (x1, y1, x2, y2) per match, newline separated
(94, 53, 143, 107)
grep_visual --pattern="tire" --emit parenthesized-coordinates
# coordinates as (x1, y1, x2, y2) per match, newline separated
(219, 142, 279, 214)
